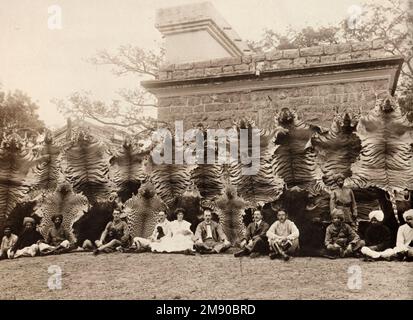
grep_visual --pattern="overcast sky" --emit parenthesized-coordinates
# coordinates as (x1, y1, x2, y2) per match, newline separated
(0, 0, 381, 128)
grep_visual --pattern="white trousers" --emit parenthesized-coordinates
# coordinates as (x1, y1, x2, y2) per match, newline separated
(8, 244, 38, 258)
(38, 240, 70, 253)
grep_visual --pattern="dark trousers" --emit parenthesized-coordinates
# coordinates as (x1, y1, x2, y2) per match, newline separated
(246, 237, 269, 254)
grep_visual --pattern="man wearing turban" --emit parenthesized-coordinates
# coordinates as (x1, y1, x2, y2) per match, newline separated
(393, 210, 413, 260)
(330, 174, 358, 230)
(324, 209, 364, 258)
(7, 217, 44, 259)
(38, 213, 75, 255)
(360, 210, 392, 260)
(364, 209, 413, 261)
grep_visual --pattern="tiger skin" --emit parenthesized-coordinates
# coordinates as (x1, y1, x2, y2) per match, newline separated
(311, 112, 361, 187)
(349, 95, 413, 223)
(0, 133, 38, 233)
(26, 131, 62, 198)
(109, 136, 149, 202)
(228, 118, 284, 207)
(272, 108, 322, 190)
(63, 129, 111, 204)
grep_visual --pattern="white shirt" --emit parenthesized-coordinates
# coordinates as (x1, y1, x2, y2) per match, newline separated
(205, 224, 213, 239)
(266, 219, 299, 241)
(396, 223, 413, 250)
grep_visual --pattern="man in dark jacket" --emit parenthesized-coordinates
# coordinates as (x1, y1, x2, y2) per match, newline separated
(360, 210, 392, 259)
(234, 209, 269, 258)
(8, 217, 44, 259)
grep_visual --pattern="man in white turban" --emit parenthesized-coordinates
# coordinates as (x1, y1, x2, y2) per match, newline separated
(395, 210, 413, 257)
(360, 210, 391, 260)
(363, 209, 413, 261)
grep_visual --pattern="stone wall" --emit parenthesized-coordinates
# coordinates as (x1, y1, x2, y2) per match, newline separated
(142, 40, 403, 129)
(156, 79, 389, 129)
(157, 40, 388, 81)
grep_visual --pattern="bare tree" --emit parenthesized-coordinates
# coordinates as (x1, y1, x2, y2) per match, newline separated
(54, 45, 165, 134)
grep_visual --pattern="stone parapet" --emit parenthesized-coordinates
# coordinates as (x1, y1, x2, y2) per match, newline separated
(156, 40, 392, 81)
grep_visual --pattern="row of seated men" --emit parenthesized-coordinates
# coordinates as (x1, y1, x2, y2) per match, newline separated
(1, 207, 412, 262)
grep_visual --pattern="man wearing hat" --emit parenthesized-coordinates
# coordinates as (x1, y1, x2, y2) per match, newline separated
(360, 210, 392, 260)
(324, 209, 364, 258)
(330, 174, 358, 230)
(38, 213, 74, 255)
(8, 217, 44, 259)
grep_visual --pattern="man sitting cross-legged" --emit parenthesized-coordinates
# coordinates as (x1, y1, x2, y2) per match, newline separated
(267, 210, 300, 261)
(379, 209, 413, 261)
(132, 210, 171, 252)
(38, 214, 75, 255)
(93, 209, 130, 255)
(324, 209, 365, 258)
(360, 210, 392, 260)
(0, 225, 18, 260)
(8, 217, 44, 259)
(234, 208, 269, 258)
(194, 208, 231, 254)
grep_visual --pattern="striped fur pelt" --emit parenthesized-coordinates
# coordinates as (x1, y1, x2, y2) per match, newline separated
(311, 112, 361, 188)
(272, 108, 322, 189)
(228, 118, 284, 207)
(63, 129, 111, 203)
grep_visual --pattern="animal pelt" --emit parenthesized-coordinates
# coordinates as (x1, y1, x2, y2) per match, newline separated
(35, 182, 89, 240)
(214, 183, 251, 245)
(123, 180, 167, 239)
(272, 108, 322, 189)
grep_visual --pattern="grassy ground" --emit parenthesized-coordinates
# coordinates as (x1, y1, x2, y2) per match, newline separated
(0, 251, 411, 300)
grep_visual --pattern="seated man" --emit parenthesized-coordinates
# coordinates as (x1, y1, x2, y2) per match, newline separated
(132, 210, 171, 252)
(234, 208, 269, 258)
(93, 209, 130, 255)
(39, 214, 74, 255)
(360, 210, 392, 260)
(8, 217, 44, 259)
(194, 208, 231, 254)
(380, 209, 413, 261)
(324, 209, 364, 258)
(267, 210, 300, 261)
(0, 225, 18, 260)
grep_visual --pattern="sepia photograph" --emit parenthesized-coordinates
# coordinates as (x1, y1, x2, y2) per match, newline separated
(0, 0, 412, 307)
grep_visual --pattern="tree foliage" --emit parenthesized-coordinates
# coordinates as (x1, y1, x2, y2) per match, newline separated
(0, 88, 45, 141)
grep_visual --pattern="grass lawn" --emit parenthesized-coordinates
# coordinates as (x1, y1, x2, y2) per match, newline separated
(0, 251, 411, 300)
